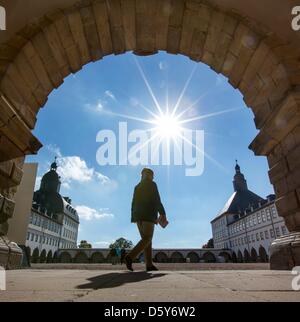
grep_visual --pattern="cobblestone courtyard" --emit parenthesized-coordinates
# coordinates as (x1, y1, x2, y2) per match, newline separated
(0, 264, 299, 302)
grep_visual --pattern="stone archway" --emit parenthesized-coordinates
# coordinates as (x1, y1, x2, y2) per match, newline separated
(171, 251, 185, 263)
(46, 250, 53, 263)
(202, 252, 216, 263)
(91, 252, 104, 263)
(59, 251, 72, 263)
(187, 252, 200, 263)
(40, 249, 47, 263)
(154, 252, 168, 263)
(259, 246, 269, 263)
(237, 250, 243, 263)
(31, 248, 39, 264)
(219, 251, 231, 263)
(251, 248, 258, 262)
(74, 251, 89, 263)
(232, 251, 237, 263)
(243, 249, 251, 263)
(0, 0, 300, 270)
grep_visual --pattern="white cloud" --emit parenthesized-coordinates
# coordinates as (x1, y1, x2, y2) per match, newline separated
(84, 100, 105, 113)
(159, 61, 168, 70)
(45, 145, 116, 188)
(105, 90, 116, 101)
(34, 176, 42, 191)
(94, 241, 111, 248)
(76, 205, 114, 221)
(57, 156, 112, 187)
(46, 144, 62, 157)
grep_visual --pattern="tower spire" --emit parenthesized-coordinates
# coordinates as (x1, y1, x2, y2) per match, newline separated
(233, 161, 248, 192)
(50, 156, 58, 171)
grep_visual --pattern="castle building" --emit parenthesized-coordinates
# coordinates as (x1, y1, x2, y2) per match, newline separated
(25, 159, 79, 262)
(211, 162, 289, 262)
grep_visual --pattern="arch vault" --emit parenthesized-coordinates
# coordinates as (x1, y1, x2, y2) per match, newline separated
(0, 0, 300, 269)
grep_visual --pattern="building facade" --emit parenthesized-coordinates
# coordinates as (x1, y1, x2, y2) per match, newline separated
(211, 162, 289, 262)
(25, 160, 79, 262)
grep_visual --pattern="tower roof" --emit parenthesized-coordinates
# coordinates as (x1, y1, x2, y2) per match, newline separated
(212, 162, 265, 222)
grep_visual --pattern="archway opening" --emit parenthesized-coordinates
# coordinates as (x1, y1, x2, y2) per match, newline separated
(187, 252, 200, 263)
(251, 248, 258, 263)
(24, 50, 274, 254)
(203, 252, 216, 263)
(154, 252, 168, 263)
(0, 0, 299, 272)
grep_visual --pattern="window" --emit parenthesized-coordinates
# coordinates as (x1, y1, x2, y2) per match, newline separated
(266, 208, 271, 221)
(27, 232, 30, 240)
(252, 234, 255, 242)
(260, 232, 264, 240)
(257, 213, 261, 224)
(272, 207, 277, 218)
(270, 229, 275, 238)
(282, 226, 287, 235)
(35, 234, 39, 242)
(276, 227, 281, 237)
(256, 233, 259, 241)
(262, 210, 266, 222)
(31, 233, 34, 241)
(265, 231, 269, 239)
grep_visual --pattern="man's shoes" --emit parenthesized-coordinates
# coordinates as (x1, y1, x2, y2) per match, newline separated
(146, 265, 159, 272)
(124, 256, 134, 272)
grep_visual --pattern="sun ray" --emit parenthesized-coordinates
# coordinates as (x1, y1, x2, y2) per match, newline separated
(177, 132, 228, 173)
(127, 131, 161, 161)
(102, 109, 157, 125)
(178, 107, 242, 125)
(134, 56, 163, 116)
(175, 90, 211, 120)
(171, 65, 198, 117)
(114, 89, 159, 119)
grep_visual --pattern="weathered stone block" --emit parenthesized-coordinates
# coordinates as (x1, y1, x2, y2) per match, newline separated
(155, 0, 171, 51)
(67, 9, 91, 66)
(286, 143, 300, 172)
(80, 6, 103, 61)
(31, 32, 64, 88)
(121, 0, 137, 51)
(43, 23, 70, 79)
(275, 191, 299, 218)
(55, 15, 82, 73)
(270, 232, 300, 270)
(269, 158, 289, 184)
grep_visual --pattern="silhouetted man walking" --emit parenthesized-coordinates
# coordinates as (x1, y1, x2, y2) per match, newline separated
(125, 168, 167, 272)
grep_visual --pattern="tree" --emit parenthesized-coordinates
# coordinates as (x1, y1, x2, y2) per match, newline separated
(78, 240, 92, 249)
(202, 238, 214, 249)
(110, 238, 133, 250)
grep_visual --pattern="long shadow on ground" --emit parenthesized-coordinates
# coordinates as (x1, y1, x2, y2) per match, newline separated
(77, 272, 166, 290)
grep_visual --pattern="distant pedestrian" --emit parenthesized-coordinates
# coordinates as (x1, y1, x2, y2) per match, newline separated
(120, 249, 126, 265)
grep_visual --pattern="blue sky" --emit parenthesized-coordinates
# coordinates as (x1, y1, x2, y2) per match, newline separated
(26, 52, 274, 249)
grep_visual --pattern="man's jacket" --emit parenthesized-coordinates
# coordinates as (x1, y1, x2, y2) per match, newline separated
(131, 179, 166, 223)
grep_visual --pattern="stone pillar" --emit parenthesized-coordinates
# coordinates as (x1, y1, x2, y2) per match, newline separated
(250, 90, 300, 270)
(0, 158, 24, 269)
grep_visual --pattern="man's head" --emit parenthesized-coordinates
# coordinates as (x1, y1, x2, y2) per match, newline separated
(141, 168, 154, 181)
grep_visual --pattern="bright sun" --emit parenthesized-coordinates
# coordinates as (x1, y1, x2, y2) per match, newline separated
(153, 113, 182, 139)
